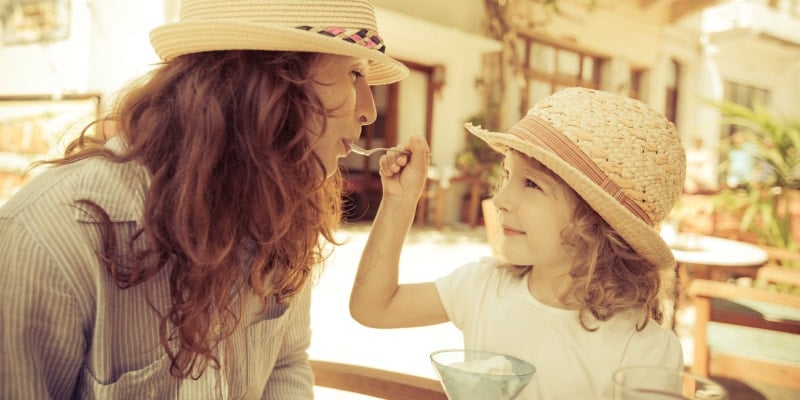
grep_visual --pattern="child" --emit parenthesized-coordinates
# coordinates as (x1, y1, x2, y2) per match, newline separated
(350, 87, 686, 399)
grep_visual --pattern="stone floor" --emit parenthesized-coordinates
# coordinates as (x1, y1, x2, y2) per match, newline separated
(308, 222, 798, 399)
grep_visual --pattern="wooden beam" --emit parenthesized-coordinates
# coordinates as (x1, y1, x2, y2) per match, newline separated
(670, 0, 723, 23)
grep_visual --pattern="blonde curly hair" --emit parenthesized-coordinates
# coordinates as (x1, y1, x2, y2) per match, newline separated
(498, 152, 669, 331)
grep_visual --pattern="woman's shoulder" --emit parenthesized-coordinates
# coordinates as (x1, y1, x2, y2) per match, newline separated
(2, 155, 145, 219)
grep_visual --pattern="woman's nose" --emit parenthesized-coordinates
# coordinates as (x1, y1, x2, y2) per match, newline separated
(356, 82, 377, 126)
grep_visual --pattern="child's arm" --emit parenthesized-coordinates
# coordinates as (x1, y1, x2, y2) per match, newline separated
(349, 135, 449, 328)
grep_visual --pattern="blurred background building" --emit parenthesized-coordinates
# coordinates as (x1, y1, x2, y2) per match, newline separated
(1, 0, 799, 227)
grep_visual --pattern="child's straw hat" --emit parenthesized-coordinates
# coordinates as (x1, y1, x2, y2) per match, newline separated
(467, 87, 686, 270)
(150, 0, 408, 85)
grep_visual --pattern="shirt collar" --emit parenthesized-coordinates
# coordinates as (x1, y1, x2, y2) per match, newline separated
(73, 136, 150, 224)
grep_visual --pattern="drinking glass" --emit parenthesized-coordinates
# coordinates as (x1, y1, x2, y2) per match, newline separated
(613, 366, 728, 400)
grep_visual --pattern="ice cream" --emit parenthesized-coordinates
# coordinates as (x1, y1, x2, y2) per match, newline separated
(449, 355, 514, 375)
(431, 350, 535, 400)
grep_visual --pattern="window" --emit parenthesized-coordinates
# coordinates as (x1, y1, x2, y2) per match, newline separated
(721, 81, 771, 137)
(519, 35, 604, 117)
(630, 68, 646, 100)
(339, 62, 437, 221)
(723, 81, 770, 108)
(663, 59, 681, 124)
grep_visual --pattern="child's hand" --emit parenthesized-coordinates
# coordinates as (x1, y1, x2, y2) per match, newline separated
(378, 135, 430, 203)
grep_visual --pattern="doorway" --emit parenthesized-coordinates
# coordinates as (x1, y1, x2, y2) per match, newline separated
(339, 62, 436, 221)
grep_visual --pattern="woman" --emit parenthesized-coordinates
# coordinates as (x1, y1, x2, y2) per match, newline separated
(0, 0, 412, 398)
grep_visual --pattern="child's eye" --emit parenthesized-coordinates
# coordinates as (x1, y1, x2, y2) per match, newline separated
(351, 70, 365, 80)
(524, 178, 541, 190)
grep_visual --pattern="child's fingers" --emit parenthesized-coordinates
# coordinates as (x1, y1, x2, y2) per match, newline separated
(379, 149, 409, 176)
(379, 136, 430, 178)
(406, 135, 431, 169)
(378, 154, 400, 177)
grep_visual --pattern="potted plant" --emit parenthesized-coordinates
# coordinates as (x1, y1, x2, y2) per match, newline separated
(455, 114, 504, 187)
(713, 101, 800, 250)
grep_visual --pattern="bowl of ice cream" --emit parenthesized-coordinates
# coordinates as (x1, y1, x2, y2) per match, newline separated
(430, 349, 536, 400)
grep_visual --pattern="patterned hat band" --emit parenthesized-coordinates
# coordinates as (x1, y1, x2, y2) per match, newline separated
(296, 26, 386, 53)
(508, 115, 653, 226)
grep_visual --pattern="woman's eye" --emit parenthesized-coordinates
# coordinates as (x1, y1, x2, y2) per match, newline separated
(352, 70, 365, 80)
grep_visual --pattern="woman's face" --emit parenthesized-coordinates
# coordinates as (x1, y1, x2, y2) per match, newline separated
(492, 152, 574, 272)
(308, 55, 377, 177)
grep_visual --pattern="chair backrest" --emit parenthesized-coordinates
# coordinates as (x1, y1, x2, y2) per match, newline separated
(760, 245, 800, 268)
(757, 265, 800, 287)
(689, 267, 800, 390)
(311, 359, 448, 400)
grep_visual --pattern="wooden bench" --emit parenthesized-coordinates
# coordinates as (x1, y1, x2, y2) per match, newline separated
(311, 359, 447, 399)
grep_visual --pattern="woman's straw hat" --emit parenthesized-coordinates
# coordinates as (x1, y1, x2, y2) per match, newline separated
(467, 87, 686, 270)
(150, 0, 408, 85)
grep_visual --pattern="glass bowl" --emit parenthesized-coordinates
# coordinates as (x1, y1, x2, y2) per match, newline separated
(430, 349, 536, 400)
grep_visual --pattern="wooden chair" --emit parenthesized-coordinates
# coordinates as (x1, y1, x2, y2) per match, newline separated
(688, 263, 800, 389)
(760, 245, 800, 272)
(311, 359, 447, 400)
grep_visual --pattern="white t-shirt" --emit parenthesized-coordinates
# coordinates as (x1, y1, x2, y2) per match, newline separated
(435, 257, 683, 399)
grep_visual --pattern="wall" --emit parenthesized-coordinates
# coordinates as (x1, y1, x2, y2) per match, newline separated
(375, 7, 501, 224)
(0, 0, 166, 109)
(85, 0, 167, 108)
(373, 0, 485, 34)
(0, 0, 92, 95)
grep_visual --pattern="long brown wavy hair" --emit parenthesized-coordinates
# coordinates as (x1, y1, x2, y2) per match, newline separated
(500, 153, 667, 331)
(50, 51, 343, 378)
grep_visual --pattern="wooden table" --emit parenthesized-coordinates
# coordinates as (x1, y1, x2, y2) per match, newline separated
(668, 233, 768, 279)
(664, 232, 769, 328)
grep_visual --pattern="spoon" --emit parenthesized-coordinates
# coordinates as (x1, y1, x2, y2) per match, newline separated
(349, 144, 410, 157)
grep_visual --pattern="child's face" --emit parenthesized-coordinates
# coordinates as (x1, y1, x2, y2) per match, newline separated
(492, 152, 574, 271)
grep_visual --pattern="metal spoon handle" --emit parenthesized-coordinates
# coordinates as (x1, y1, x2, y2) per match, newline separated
(350, 144, 409, 157)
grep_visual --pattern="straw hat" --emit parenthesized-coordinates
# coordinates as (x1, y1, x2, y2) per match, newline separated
(467, 87, 686, 270)
(150, 0, 409, 85)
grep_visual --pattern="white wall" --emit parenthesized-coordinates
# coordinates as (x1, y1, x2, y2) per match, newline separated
(85, 0, 166, 109)
(376, 7, 501, 223)
(0, 0, 166, 109)
(521, 1, 666, 67)
(373, 0, 485, 34)
(0, 0, 92, 96)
